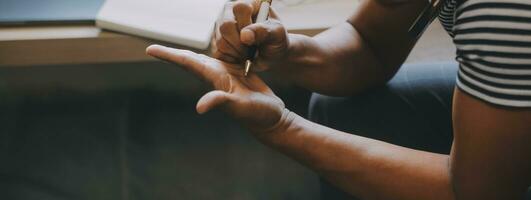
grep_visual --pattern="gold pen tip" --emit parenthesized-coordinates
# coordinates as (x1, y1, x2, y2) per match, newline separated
(244, 60, 252, 76)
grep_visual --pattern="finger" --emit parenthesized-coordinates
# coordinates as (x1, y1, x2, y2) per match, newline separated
(218, 20, 246, 56)
(236, 1, 279, 28)
(218, 3, 243, 52)
(215, 2, 232, 41)
(233, 1, 253, 31)
(146, 45, 215, 82)
(240, 28, 256, 46)
(240, 19, 286, 46)
(212, 50, 238, 64)
(215, 35, 244, 61)
(241, 0, 261, 16)
(246, 1, 279, 19)
(196, 90, 235, 114)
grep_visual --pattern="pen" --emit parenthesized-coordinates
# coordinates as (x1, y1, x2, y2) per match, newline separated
(408, 0, 442, 39)
(244, 0, 272, 77)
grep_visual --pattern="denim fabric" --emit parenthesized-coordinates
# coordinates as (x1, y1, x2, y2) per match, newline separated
(309, 62, 458, 199)
(309, 62, 531, 199)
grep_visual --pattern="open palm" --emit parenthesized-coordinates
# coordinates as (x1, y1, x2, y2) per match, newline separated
(146, 45, 286, 133)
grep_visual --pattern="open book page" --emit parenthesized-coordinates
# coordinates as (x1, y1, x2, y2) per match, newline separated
(97, 0, 227, 49)
(273, 0, 360, 31)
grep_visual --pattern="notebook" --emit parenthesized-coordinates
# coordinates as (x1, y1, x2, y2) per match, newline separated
(273, 0, 359, 31)
(96, 0, 228, 50)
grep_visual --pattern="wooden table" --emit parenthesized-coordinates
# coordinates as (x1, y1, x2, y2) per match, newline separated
(0, 25, 323, 67)
(0, 20, 454, 67)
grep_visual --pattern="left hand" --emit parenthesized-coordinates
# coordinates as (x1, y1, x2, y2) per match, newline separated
(146, 45, 287, 136)
(213, 0, 289, 73)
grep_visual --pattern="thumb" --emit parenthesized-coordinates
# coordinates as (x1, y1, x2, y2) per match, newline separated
(240, 19, 286, 46)
(196, 90, 235, 114)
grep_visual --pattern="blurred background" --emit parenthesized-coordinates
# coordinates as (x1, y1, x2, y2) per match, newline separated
(0, 0, 454, 199)
(0, 61, 319, 200)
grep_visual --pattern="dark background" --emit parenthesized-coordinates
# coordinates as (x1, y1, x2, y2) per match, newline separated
(0, 61, 320, 200)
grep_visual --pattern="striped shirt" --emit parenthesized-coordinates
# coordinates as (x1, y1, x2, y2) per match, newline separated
(438, 0, 531, 107)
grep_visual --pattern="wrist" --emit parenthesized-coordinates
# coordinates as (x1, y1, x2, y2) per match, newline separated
(251, 108, 298, 146)
(286, 34, 310, 61)
(282, 34, 330, 83)
(264, 34, 305, 67)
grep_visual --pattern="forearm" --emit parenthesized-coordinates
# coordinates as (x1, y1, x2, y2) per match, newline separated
(275, 0, 428, 96)
(259, 110, 455, 200)
(278, 23, 389, 96)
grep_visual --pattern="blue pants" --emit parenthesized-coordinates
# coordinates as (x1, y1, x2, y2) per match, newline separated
(308, 62, 458, 199)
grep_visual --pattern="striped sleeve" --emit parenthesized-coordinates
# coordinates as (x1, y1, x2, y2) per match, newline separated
(453, 0, 531, 107)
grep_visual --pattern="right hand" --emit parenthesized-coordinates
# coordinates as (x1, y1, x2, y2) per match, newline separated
(213, 0, 290, 72)
(147, 45, 291, 140)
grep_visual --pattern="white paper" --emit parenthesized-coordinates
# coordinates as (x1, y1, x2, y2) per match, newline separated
(96, 0, 227, 49)
(273, 0, 360, 31)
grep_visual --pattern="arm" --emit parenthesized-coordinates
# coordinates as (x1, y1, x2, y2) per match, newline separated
(214, 0, 428, 96)
(147, 42, 531, 200)
(146, 45, 454, 199)
(283, 0, 429, 95)
(261, 106, 455, 200)
(260, 89, 531, 200)
(451, 90, 531, 199)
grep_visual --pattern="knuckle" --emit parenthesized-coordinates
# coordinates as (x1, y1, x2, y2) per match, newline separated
(220, 20, 237, 32)
(212, 50, 223, 59)
(273, 27, 286, 36)
(268, 20, 285, 33)
(214, 38, 223, 49)
(265, 26, 285, 39)
(215, 39, 234, 54)
(182, 50, 198, 59)
(217, 43, 231, 53)
(233, 2, 252, 14)
(176, 49, 193, 56)
(254, 25, 268, 35)
(213, 51, 224, 58)
(214, 52, 236, 63)
(182, 49, 193, 54)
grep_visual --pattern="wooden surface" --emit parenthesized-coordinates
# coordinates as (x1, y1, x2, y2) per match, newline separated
(0, 25, 323, 67)
(0, 25, 209, 67)
(0, 21, 454, 67)
(0, 30, 154, 67)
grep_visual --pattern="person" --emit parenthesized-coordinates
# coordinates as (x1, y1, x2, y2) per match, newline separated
(146, 0, 531, 199)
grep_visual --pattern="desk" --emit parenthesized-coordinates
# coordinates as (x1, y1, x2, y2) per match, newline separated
(0, 26, 188, 67)
(0, 21, 453, 67)
(0, 25, 322, 67)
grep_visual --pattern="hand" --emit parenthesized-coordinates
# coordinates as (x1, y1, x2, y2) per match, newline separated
(146, 45, 289, 137)
(213, 0, 290, 72)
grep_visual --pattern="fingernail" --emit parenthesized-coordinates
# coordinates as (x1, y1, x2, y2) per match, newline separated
(146, 44, 164, 54)
(240, 29, 255, 45)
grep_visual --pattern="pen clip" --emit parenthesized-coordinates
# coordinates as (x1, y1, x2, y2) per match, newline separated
(408, 0, 443, 39)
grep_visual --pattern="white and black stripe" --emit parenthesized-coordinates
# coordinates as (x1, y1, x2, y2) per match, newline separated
(438, 0, 531, 107)
(439, 0, 458, 37)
